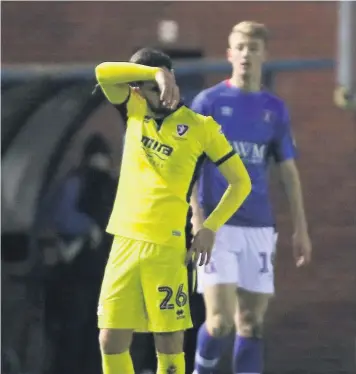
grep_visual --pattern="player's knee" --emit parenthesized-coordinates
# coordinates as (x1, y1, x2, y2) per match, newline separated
(154, 331, 185, 354)
(236, 311, 264, 338)
(99, 329, 115, 354)
(207, 313, 234, 337)
(99, 329, 133, 354)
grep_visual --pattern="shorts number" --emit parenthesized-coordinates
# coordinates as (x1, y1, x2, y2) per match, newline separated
(158, 283, 187, 310)
(158, 286, 174, 310)
(259, 252, 275, 273)
(175, 284, 188, 307)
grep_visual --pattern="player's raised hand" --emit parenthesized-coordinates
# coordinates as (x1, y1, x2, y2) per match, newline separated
(155, 68, 180, 110)
(292, 230, 312, 267)
(185, 227, 216, 266)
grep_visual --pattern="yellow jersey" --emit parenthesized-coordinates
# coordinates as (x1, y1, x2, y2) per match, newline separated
(106, 88, 235, 249)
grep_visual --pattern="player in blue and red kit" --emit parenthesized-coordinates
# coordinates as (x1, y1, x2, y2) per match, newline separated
(191, 21, 312, 374)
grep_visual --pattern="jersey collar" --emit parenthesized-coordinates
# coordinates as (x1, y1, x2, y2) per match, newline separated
(225, 79, 264, 92)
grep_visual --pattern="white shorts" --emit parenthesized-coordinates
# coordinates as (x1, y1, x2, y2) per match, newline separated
(197, 225, 278, 295)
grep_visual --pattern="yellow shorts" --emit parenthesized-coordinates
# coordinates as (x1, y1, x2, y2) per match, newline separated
(97, 235, 193, 332)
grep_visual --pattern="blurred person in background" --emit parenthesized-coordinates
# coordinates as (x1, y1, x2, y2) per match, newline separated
(95, 48, 251, 374)
(190, 21, 312, 374)
(43, 133, 116, 374)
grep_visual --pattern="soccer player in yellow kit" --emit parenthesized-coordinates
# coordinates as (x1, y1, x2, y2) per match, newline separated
(95, 48, 252, 374)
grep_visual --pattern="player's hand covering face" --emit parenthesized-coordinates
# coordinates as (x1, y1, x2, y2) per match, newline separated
(140, 68, 180, 115)
(228, 33, 265, 79)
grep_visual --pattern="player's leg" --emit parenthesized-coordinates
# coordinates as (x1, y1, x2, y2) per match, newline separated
(194, 284, 236, 374)
(154, 331, 186, 374)
(141, 242, 192, 374)
(97, 236, 148, 374)
(194, 225, 240, 374)
(232, 227, 277, 374)
(99, 329, 135, 374)
(233, 289, 269, 374)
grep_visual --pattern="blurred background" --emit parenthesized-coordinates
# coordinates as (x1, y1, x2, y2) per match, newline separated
(1, 1, 355, 374)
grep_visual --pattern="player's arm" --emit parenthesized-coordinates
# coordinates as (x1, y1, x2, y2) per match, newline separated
(202, 117, 251, 232)
(279, 159, 311, 266)
(273, 106, 311, 266)
(189, 92, 211, 234)
(95, 62, 160, 104)
(279, 160, 307, 233)
(203, 152, 251, 232)
(187, 118, 251, 266)
(190, 183, 205, 235)
(190, 154, 251, 234)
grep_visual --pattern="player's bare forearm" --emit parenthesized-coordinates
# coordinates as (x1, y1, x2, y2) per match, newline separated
(279, 159, 308, 234)
(95, 62, 159, 104)
(190, 183, 206, 235)
(203, 154, 252, 232)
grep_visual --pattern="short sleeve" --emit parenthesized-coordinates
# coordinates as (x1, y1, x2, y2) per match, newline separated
(190, 92, 210, 116)
(203, 116, 235, 165)
(271, 105, 297, 163)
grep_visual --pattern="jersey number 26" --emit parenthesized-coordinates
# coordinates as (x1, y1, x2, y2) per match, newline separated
(158, 284, 187, 310)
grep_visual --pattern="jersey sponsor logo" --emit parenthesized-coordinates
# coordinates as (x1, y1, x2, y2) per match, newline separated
(231, 141, 267, 164)
(263, 110, 274, 123)
(141, 135, 173, 156)
(176, 124, 189, 136)
(221, 106, 233, 116)
(176, 308, 185, 320)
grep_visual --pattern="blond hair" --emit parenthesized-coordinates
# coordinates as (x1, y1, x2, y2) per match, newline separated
(229, 21, 269, 45)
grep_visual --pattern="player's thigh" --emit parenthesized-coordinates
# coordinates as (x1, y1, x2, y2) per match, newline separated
(237, 227, 278, 295)
(141, 244, 192, 334)
(235, 227, 277, 335)
(98, 236, 146, 331)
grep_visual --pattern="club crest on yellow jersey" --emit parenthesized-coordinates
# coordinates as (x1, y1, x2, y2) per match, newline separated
(176, 124, 189, 136)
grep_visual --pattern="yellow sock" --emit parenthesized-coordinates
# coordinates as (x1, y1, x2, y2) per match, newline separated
(101, 351, 134, 374)
(156, 352, 185, 374)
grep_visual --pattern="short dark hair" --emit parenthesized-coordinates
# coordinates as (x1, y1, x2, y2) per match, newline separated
(130, 48, 173, 71)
